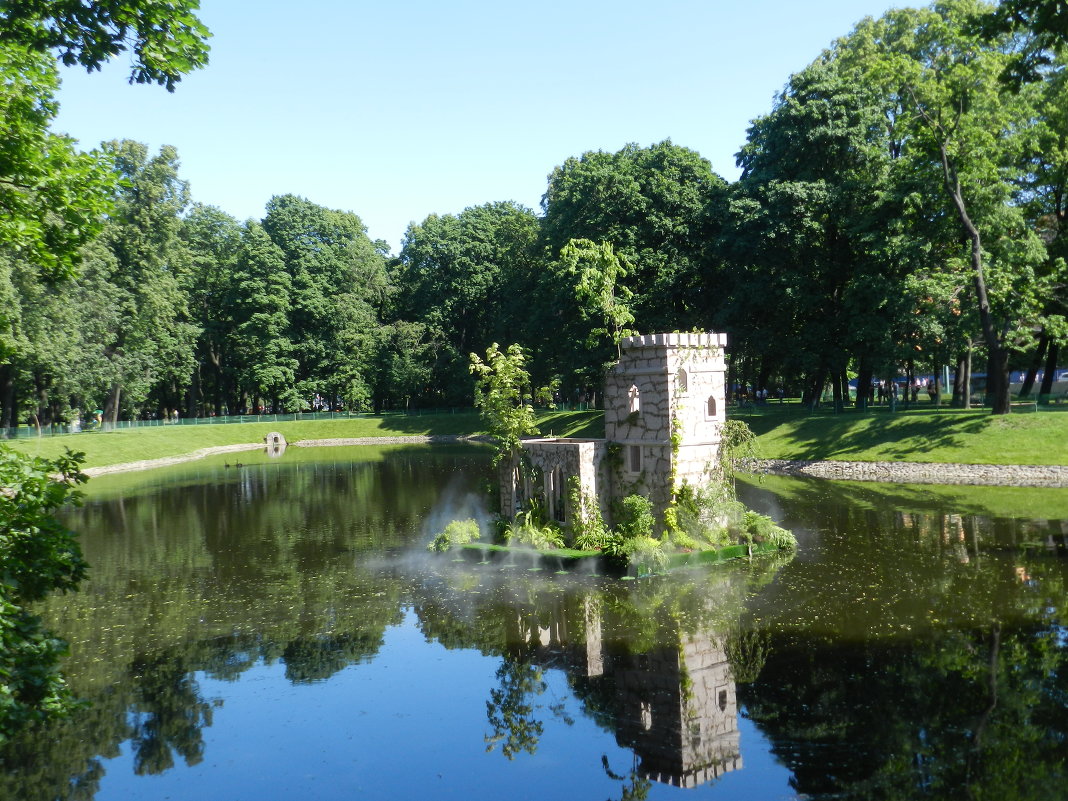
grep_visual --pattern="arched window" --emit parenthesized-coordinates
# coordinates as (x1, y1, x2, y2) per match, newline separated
(676, 367, 688, 394)
(628, 385, 640, 415)
(706, 395, 717, 418)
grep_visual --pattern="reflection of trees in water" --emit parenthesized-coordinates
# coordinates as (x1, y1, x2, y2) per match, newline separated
(0, 450, 481, 801)
(733, 485, 1068, 800)
(3, 448, 783, 799)
(128, 654, 213, 775)
(415, 567, 776, 790)
(484, 658, 548, 759)
(742, 621, 1068, 799)
(282, 632, 383, 683)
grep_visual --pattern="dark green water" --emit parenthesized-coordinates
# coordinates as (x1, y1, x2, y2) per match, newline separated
(2, 445, 1066, 800)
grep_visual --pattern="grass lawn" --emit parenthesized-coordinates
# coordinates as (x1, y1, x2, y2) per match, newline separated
(734, 402, 1068, 465)
(7, 402, 1065, 470)
(7, 410, 602, 470)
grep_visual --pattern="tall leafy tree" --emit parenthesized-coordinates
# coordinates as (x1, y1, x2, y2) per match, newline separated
(396, 201, 540, 404)
(180, 203, 242, 414)
(836, 0, 1056, 413)
(261, 194, 387, 407)
(229, 222, 297, 411)
(94, 140, 198, 421)
(727, 58, 918, 405)
(540, 140, 728, 332)
(1014, 52, 1068, 396)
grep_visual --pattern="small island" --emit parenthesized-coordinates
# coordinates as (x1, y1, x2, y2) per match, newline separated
(430, 332, 795, 575)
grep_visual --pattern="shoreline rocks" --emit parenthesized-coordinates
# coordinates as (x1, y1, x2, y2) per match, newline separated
(747, 459, 1068, 488)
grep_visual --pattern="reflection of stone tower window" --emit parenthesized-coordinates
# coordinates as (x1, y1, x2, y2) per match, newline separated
(628, 384, 641, 414)
(628, 445, 642, 473)
(705, 395, 717, 419)
(640, 700, 652, 731)
(677, 367, 688, 394)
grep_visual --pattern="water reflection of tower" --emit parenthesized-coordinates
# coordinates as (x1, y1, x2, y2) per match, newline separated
(509, 594, 743, 789)
(612, 630, 741, 788)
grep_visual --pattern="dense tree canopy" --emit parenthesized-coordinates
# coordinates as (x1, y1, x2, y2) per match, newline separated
(1, 0, 1065, 429)
(0, 0, 211, 89)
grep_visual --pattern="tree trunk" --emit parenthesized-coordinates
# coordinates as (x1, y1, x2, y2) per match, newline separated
(831, 370, 844, 412)
(0, 364, 15, 431)
(855, 358, 873, 411)
(1040, 341, 1059, 398)
(104, 383, 122, 426)
(953, 352, 968, 407)
(938, 141, 1010, 413)
(806, 365, 828, 411)
(756, 360, 771, 399)
(961, 349, 972, 410)
(1019, 333, 1048, 398)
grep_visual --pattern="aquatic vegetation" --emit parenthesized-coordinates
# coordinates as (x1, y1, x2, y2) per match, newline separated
(428, 519, 481, 552)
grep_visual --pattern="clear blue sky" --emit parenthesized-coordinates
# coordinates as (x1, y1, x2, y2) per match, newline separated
(53, 0, 904, 252)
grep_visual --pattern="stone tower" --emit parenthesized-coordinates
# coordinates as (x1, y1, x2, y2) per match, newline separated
(499, 332, 728, 531)
(604, 332, 728, 519)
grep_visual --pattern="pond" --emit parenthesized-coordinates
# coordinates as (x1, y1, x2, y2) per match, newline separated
(2, 445, 1067, 801)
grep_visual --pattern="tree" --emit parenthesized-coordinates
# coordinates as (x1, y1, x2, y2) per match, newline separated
(1014, 51, 1068, 398)
(837, 0, 1054, 413)
(93, 140, 198, 422)
(0, 44, 115, 281)
(0, 1, 211, 280)
(469, 343, 540, 466)
(229, 222, 297, 411)
(396, 201, 541, 404)
(261, 194, 388, 408)
(0, 446, 87, 740)
(540, 140, 728, 332)
(0, 0, 211, 90)
(726, 57, 923, 407)
(180, 203, 242, 414)
(977, 0, 1068, 82)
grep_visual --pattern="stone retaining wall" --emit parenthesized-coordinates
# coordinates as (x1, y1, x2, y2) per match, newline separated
(748, 459, 1068, 488)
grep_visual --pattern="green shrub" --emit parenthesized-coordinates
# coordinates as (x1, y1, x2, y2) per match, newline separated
(742, 510, 796, 550)
(507, 521, 565, 550)
(428, 518, 481, 552)
(567, 477, 610, 550)
(615, 494, 654, 540)
(624, 536, 668, 575)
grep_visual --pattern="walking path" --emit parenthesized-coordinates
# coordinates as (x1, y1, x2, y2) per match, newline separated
(81, 435, 486, 477)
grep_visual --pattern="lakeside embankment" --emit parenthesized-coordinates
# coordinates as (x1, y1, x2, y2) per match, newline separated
(7, 406, 1067, 485)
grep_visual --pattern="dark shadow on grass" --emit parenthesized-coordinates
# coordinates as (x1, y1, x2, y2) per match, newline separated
(733, 406, 989, 461)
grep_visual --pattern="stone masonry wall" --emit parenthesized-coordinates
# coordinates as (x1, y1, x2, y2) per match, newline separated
(605, 333, 728, 523)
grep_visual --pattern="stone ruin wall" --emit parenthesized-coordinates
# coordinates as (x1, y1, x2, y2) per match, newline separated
(498, 439, 610, 523)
